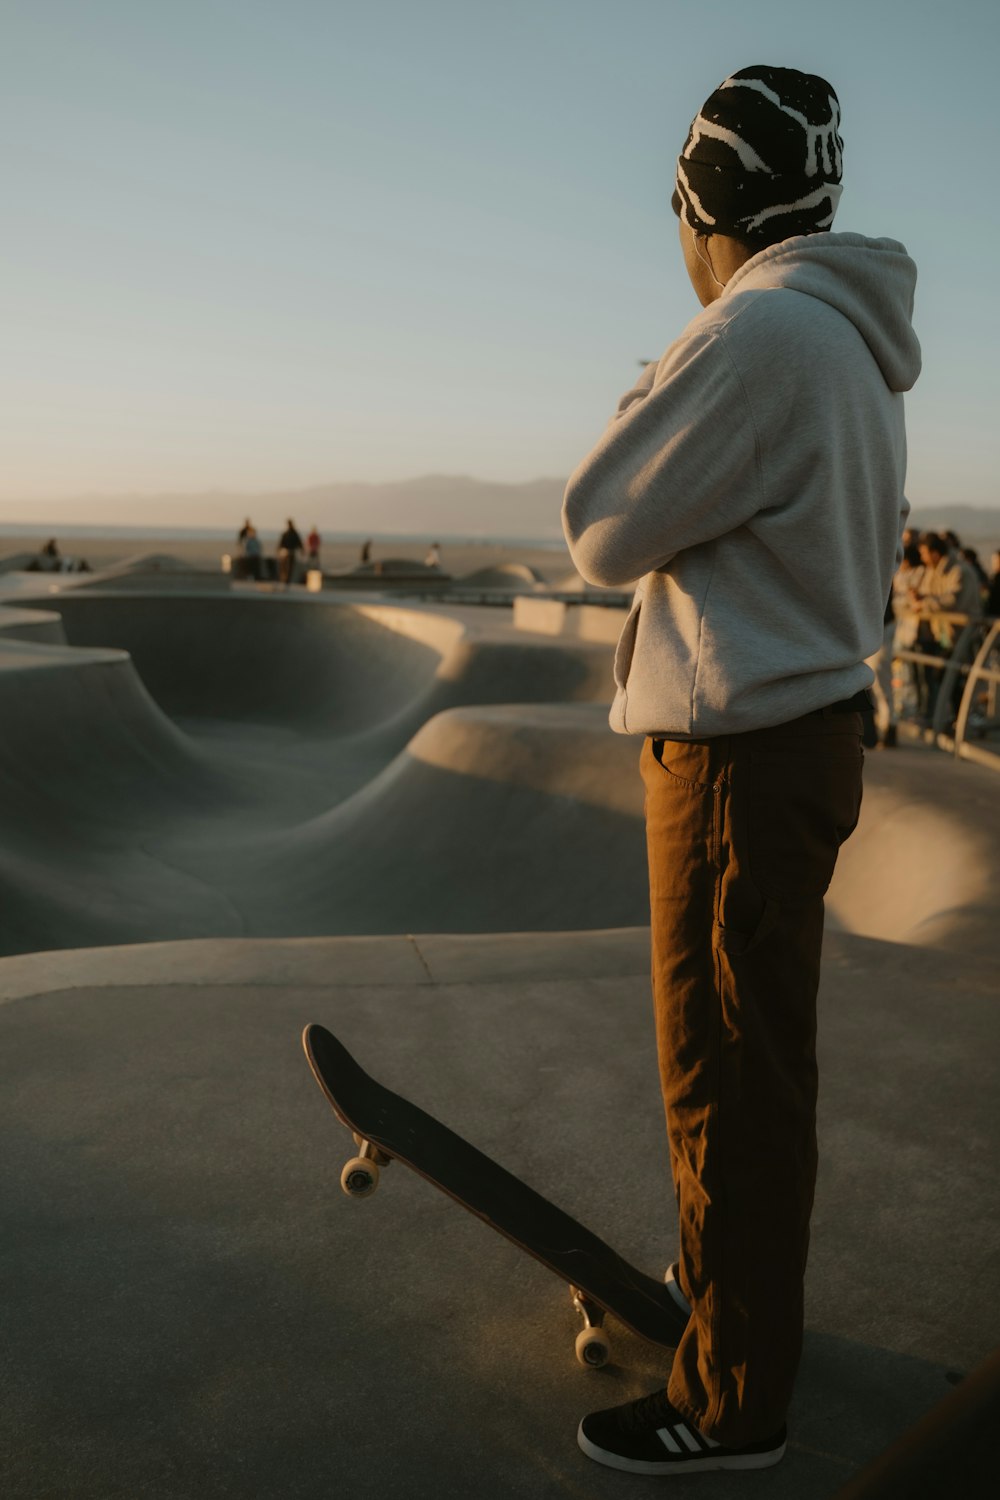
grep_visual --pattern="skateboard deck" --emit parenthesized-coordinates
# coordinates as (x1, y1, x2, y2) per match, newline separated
(302, 1022, 688, 1366)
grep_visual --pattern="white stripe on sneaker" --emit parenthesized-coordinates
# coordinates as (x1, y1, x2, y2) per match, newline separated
(676, 1425, 703, 1452)
(664, 1264, 693, 1316)
(655, 1428, 682, 1453)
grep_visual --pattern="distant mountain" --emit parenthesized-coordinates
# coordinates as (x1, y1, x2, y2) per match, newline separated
(0, 474, 570, 540)
(908, 505, 1000, 543)
(6, 481, 994, 548)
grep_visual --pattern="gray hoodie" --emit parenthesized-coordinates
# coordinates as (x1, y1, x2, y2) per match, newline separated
(562, 231, 921, 736)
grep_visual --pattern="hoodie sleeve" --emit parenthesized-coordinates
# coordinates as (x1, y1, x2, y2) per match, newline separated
(562, 328, 762, 587)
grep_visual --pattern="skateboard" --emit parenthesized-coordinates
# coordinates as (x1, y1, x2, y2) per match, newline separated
(301, 1022, 688, 1367)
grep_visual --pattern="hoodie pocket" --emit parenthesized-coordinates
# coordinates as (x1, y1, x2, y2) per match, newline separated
(613, 594, 642, 691)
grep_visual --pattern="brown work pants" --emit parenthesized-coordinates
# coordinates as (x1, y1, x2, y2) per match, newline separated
(641, 706, 864, 1444)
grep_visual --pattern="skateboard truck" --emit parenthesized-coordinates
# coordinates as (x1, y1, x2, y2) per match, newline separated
(340, 1135, 392, 1198)
(571, 1287, 611, 1368)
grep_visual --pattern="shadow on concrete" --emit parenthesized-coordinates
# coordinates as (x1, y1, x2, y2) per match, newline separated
(2, 928, 994, 1498)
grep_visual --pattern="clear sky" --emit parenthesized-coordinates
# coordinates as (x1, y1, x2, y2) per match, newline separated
(3, 0, 998, 522)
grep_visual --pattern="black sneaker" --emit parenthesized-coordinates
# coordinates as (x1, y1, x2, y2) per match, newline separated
(578, 1389, 786, 1475)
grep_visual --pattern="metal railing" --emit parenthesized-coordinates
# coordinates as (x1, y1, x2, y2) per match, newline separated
(892, 612, 1000, 771)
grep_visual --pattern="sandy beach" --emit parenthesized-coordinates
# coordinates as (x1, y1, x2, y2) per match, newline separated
(3, 524, 996, 582)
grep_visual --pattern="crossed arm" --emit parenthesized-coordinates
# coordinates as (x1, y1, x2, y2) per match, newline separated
(561, 331, 762, 588)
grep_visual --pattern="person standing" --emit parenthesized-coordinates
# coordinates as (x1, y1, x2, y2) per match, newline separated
(961, 546, 989, 595)
(909, 531, 982, 725)
(306, 524, 321, 567)
(241, 524, 263, 582)
(988, 550, 1000, 617)
(893, 541, 925, 718)
(563, 65, 920, 1475)
(277, 518, 304, 586)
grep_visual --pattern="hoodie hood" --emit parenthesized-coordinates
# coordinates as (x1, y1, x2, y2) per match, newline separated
(727, 231, 921, 393)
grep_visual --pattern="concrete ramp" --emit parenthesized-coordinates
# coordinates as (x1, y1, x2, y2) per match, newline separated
(37, 592, 465, 733)
(0, 599, 620, 954)
(0, 641, 253, 954)
(1, 592, 998, 961)
(0, 644, 246, 828)
(458, 561, 547, 589)
(32, 591, 614, 737)
(0, 606, 67, 645)
(828, 751, 999, 953)
(198, 704, 649, 937)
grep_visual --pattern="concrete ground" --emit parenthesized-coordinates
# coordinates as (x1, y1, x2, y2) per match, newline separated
(1, 928, 995, 1499)
(1, 580, 998, 1496)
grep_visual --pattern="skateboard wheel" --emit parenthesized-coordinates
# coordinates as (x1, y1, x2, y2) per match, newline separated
(575, 1327, 610, 1368)
(340, 1157, 379, 1198)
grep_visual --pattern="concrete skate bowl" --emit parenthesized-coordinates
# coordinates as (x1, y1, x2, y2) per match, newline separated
(0, 591, 643, 955)
(1, 586, 998, 960)
(34, 590, 612, 738)
(0, 604, 68, 646)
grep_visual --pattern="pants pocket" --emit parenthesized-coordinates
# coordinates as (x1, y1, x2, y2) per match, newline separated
(651, 736, 718, 790)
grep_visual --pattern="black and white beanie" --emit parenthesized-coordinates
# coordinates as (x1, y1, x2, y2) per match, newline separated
(675, 65, 843, 244)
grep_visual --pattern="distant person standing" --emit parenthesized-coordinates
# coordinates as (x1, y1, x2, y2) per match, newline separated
(909, 531, 981, 723)
(242, 525, 263, 581)
(306, 525, 321, 567)
(30, 537, 62, 574)
(425, 541, 442, 569)
(893, 542, 925, 714)
(238, 517, 253, 545)
(961, 546, 989, 595)
(988, 550, 1000, 616)
(278, 518, 304, 585)
(360, 539, 373, 564)
(911, 531, 982, 642)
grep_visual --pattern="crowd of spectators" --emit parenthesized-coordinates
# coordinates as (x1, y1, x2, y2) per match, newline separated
(235, 518, 320, 584)
(233, 526, 446, 581)
(870, 526, 1000, 744)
